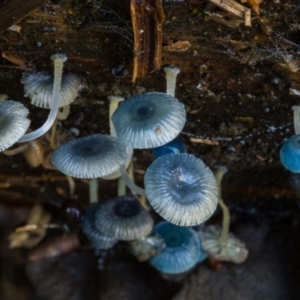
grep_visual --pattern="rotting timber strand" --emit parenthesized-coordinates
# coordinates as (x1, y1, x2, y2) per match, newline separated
(130, 0, 165, 83)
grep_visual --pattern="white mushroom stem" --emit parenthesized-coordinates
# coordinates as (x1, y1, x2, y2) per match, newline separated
(164, 66, 180, 97)
(118, 177, 126, 196)
(89, 178, 98, 203)
(215, 166, 230, 244)
(18, 53, 67, 143)
(108, 95, 125, 137)
(51, 106, 70, 150)
(66, 175, 75, 198)
(292, 105, 300, 135)
(119, 164, 146, 196)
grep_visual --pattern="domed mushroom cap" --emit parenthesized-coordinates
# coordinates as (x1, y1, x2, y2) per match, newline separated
(111, 92, 186, 149)
(82, 203, 118, 250)
(22, 71, 80, 108)
(280, 135, 300, 172)
(95, 194, 154, 241)
(150, 221, 201, 274)
(0, 100, 30, 152)
(51, 134, 127, 178)
(145, 153, 218, 226)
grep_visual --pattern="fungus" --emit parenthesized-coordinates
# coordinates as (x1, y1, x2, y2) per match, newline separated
(18, 53, 68, 143)
(51, 134, 127, 178)
(21, 71, 80, 109)
(280, 135, 300, 172)
(82, 203, 118, 250)
(198, 225, 248, 264)
(111, 92, 186, 149)
(197, 167, 248, 264)
(153, 137, 185, 158)
(280, 105, 300, 172)
(149, 221, 202, 274)
(129, 233, 166, 262)
(164, 65, 180, 97)
(0, 100, 30, 152)
(95, 194, 153, 240)
(144, 153, 218, 226)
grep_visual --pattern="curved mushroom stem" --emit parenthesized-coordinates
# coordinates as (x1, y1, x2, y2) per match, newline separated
(215, 166, 230, 244)
(164, 65, 180, 97)
(292, 105, 300, 135)
(18, 53, 67, 143)
(119, 164, 146, 196)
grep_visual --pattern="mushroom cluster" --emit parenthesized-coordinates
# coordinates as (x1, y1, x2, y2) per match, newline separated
(2, 58, 230, 274)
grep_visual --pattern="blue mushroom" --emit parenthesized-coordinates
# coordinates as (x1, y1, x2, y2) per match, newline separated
(153, 137, 185, 158)
(280, 134, 300, 172)
(150, 221, 202, 274)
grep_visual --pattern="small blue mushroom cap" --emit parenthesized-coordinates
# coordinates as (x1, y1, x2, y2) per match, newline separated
(111, 92, 186, 149)
(150, 221, 201, 274)
(144, 153, 218, 226)
(51, 134, 127, 178)
(95, 194, 154, 241)
(82, 203, 118, 250)
(153, 137, 185, 158)
(280, 135, 300, 172)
